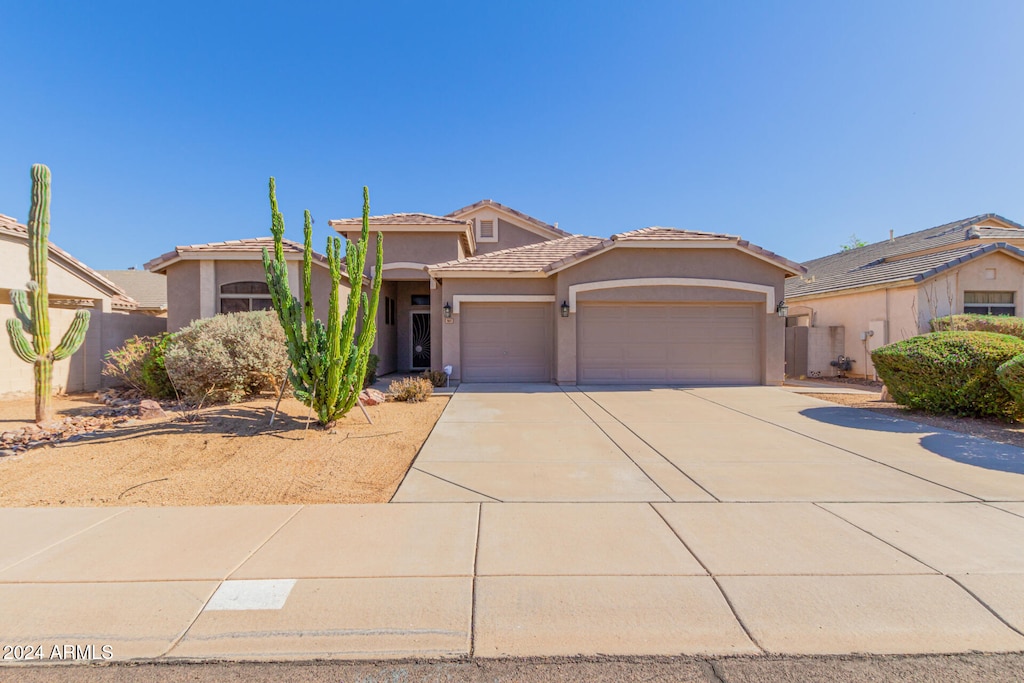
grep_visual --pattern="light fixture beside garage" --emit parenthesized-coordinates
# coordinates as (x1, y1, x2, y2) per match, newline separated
(560, 301, 570, 317)
(776, 300, 789, 318)
(443, 302, 452, 319)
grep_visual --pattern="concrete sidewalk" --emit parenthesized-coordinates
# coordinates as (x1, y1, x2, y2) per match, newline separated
(2, 499, 1024, 663)
(3, 385, 1024, 665)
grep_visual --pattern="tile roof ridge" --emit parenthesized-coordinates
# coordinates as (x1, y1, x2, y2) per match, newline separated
(428, 235, 596, 269)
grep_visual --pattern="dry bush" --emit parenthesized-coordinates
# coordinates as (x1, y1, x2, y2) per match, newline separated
(389, 377, 434, 403)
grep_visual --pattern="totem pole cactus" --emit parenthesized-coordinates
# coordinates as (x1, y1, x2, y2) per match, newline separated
(6, 164, 91, 425)
(262, 178, 383, 427)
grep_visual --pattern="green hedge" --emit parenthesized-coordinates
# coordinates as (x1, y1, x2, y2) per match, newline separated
(997, 353, 1024, 406)
(930, 314, 1024, 339)
(871, 331, 1024, 419)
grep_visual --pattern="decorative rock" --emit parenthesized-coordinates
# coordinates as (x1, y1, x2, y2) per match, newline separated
(880, 385, 891, 402)
(138, 399, 168, 420)
(359, 388, 386, 406)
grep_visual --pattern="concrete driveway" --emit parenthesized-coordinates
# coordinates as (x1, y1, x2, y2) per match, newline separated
(394, 384, 1024, 503)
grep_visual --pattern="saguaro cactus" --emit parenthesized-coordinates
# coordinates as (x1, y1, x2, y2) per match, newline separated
(262, 178, 383, 427)
(6, 164, 91, 425)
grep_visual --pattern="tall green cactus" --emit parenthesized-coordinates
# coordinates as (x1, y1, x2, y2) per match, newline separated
(262, 178, 383, 428)
(6, 164, 91, 425)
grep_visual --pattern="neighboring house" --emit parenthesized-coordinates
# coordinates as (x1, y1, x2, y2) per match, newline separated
(144, 237, 346, 333)
(330, 199, 805, 385)
(785, 214, 1024, 379)
(99, 268, 168, 317)
(1, 214, 166, 398)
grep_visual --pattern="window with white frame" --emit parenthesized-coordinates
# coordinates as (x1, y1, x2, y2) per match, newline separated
(220, 281, 273, 313)
(963, 291, 1015, 316)
(476, 217, 498, 242)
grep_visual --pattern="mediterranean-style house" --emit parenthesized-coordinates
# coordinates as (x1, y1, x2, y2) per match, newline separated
(785, 213, 1024, 379)
(1, 214, 166, 398)
(330, 200, 804, 385)
(147, 199, 804, 386)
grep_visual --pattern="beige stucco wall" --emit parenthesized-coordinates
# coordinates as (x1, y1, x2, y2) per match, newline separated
(474, 219, 550, 255)
(339, 231, 460, 275)
(1, 235, 110, 299)
(554, 247, 788, 385)
(164, 259, 341, 332)
(374, 280, 399, 375)
(433, 246, 790, 385)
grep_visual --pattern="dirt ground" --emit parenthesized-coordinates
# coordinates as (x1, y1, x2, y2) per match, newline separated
(805, 392, 1024, 449)
(0, 394, 447, 507)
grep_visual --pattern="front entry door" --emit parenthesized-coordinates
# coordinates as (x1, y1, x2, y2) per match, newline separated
(411, 311, 431, 369)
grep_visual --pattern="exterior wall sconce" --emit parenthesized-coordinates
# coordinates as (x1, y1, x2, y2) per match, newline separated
(560, 301, 570, 317)
(776, 300, 789, 318)
(443, 302, 452, 318)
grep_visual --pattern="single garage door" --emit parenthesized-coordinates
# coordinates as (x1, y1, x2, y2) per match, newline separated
(577, 303, 760, 384)
(461, 303, 553, 382)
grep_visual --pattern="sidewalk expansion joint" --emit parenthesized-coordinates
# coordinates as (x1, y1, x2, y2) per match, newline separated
(411, 467, 503, 502)
(0, 508, 130, 575)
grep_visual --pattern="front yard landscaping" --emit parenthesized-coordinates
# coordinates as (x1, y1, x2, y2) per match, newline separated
(0, 393, 446, 507)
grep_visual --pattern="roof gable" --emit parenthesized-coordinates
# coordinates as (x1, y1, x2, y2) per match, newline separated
(144, 237, 330, 273)
(446, 199, 572, 239)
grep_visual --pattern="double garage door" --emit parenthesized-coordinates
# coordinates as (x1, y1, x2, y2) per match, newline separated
(577, 303, 761, 385)
(459, 301, 761, 385)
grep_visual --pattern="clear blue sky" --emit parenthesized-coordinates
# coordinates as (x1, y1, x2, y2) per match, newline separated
(2, 2, 1022, 270)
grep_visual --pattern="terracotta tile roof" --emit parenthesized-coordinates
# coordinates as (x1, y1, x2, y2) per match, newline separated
(429, 235, 606, 272)
(98, 269, 167, 310)
(0, 213, 137, 309)
(446, 199, 572, 237)
(786, 214, 1024, 298)
(144, 237, 327, 272)
(613, 227, 737, 241)
(428, 226, 805, 276)
(329, 212, 470, 227)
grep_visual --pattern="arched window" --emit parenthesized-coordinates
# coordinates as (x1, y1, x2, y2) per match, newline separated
(220, 281, 273, 314)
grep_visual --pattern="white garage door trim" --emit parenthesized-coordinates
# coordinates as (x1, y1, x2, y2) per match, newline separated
(452, 294, 555, 314)
(568, 278, 777, 313)
(576, 302, 762, 385)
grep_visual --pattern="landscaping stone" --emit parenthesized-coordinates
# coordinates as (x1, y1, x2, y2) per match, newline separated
(138, 400, 167, 420)
(359, 388, 386, 406)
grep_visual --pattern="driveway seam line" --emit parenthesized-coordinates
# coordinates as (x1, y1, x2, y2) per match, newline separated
(648, 503, 765, 654)
(389, 386, 459, 503)
(411, 467, 504, 502)
(947, 574, 1024, 639)
(560, 388, 673, 501)
(982, 502, 1024, 520)
(683, 390, 984, 502)
(159, 505, 306, 658)
(570, 388, 720, 502)
(469, 503, 482, 657)
(0, 507, 130, 575)
(812, 503, 944, 574)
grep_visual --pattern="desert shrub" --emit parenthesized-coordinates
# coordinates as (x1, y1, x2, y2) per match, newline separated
(364, 353, 380, 389)
(102, 333, 174, 398)
(997, 353, 1024, 406)
(420, 370, 448, 388)
(871, 331, 1024, 419)
(164, 311, 289, 403)
(388, 376, 434, 403)
(139, 333, 176, 399)
(930, 314, 1024, 339)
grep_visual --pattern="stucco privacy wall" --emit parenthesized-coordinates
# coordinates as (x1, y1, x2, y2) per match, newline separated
(554, 248, 788, 385)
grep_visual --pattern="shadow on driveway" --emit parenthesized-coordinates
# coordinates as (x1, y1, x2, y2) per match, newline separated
(800, 406, 1024, 475)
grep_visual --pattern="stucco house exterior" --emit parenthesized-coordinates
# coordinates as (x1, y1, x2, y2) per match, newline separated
(785, 214, 1024, 379)
(1, 214, 166, 398)
(144, 237, 345, 333)
(330, 200, 805, 385)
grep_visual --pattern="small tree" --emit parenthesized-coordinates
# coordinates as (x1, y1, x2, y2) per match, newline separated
(840, 233, 868, 251)
(262, 178, 383, 427)
(5, 164, 90, 425)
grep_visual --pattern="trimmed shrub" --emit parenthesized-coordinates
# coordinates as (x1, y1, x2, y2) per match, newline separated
(997, 353, 1024, 406)
(420, 370, 448, 388)
(930, 314, 1024, 339)
(164, 311, 289, 403)
(388, 377, 433, 403)
(871, 331, 1024, 419)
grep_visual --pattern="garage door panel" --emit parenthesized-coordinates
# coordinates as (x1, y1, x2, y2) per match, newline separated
(578, 303, 760, 385)
(461, 303, 552, 383)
